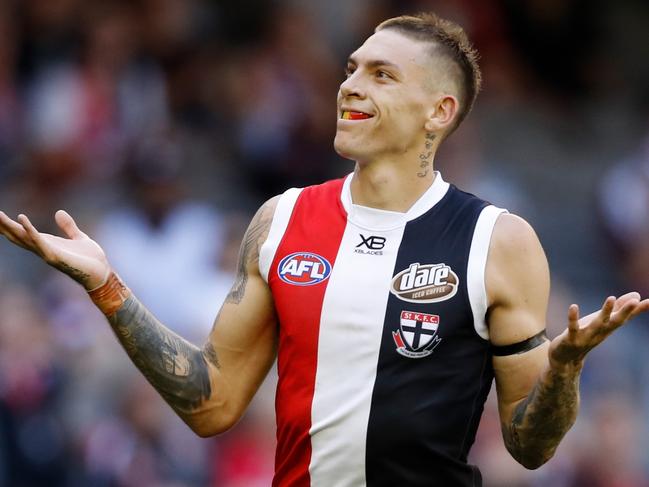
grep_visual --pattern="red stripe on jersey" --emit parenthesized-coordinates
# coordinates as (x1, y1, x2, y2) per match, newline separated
(269, 178, 347, 487)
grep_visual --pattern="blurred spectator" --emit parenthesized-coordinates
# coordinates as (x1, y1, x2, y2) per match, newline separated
(226, 3, 342, 199)
(96, 133, 230, 339)
(0, 284, 69, 486)
(0, 3, 24, 192)
(24, 0, 169, 201)
(79, 374, 209, 487)
(598, 134, 649, 297)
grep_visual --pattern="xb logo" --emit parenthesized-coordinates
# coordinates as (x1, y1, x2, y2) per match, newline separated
(356, 234, 386, 250)
(355, 234, 386, 256)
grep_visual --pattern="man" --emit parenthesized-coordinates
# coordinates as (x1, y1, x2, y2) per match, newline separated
(0, 12, 647, 487)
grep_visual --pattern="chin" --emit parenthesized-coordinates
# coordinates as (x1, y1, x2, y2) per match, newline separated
(334, 133, 364, 161)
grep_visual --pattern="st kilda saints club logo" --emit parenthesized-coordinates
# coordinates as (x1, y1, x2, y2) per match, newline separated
(390, 262, 459, 303)
(277, 252, 332, 286)
(393, 311, 442, 358)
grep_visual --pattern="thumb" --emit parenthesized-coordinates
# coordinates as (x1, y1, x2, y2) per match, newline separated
(55, 210, 87, 239)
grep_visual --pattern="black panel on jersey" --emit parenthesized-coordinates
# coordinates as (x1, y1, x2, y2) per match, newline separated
(365, 186, 492, 487)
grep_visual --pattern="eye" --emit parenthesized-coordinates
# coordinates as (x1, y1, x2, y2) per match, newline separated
(376, 70, 391, 80)
(344, 66, 355, 78)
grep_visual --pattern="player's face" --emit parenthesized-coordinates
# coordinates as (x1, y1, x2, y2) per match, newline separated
(334, 30, 441, 163)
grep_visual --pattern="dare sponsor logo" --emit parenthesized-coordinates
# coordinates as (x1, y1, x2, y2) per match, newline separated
(277, 252, 332, 286)
(391, 262, 458, 303)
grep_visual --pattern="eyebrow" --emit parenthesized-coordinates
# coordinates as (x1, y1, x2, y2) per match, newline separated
(347, 56, 401, 72)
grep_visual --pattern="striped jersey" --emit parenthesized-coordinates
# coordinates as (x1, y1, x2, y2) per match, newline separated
(258, 172, 506, 487)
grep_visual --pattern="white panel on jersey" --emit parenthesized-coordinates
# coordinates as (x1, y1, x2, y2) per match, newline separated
(466, 205, 508, 340)
(259, 187, 303, 282)
(308, 219, 406, 487)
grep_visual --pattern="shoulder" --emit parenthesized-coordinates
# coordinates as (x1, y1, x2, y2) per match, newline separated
(487, 213, 550, 307)
(254, 195, 281, 223)
(248, 195, 282, 246)
(491, 213, 542, 258)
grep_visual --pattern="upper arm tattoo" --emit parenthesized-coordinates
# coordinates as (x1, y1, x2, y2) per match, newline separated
(225, 199, 276, 304)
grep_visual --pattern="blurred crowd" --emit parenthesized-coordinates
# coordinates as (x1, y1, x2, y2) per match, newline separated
(0, 0, 648, 485)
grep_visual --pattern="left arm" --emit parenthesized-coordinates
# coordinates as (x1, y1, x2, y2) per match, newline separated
(487, 214, 649, 469)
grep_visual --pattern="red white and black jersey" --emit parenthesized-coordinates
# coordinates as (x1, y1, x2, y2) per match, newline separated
(258, 172, 506, 487)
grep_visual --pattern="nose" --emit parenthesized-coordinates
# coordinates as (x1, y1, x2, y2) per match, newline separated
(339, 71, 366, 99)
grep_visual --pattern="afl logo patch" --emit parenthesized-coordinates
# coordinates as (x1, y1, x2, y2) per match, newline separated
(391, 262, 459, 303)
(278, 252, 332, 286)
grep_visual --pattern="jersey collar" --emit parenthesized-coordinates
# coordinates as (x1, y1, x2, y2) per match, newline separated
(340, 171, 450, 231)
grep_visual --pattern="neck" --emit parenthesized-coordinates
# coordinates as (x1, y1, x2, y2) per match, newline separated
(350, 131, 439, 212)
(350, 157, 437, 212)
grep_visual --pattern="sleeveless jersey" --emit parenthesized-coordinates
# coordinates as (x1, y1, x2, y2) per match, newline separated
(258, 172, 506, 487)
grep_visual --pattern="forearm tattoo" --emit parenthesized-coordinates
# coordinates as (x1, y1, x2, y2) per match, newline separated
(502, 369, 580, 467)
(108, 296, 218, 414)
(104, 198, 275, 416)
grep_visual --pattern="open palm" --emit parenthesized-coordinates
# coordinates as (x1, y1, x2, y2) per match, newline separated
(549, 292, 649, 368)
(0, 210, 110, 290)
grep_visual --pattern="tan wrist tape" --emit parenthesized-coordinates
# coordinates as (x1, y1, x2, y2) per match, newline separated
(88, 272, 131, 316)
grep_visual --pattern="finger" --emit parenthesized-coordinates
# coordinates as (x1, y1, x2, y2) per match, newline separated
(568, 304, 580, 334)
(613, 292, 641, 310)
(599, 296, 616, 323)
(55, 210, 86, 240)
(609, 298, 639, 327)
(17, 214, 56, 261)
(0, 211, 32, 248)
(629, 298, 649, 319)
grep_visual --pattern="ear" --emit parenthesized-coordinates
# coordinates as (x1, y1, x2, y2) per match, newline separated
(424, 94, 459, 133)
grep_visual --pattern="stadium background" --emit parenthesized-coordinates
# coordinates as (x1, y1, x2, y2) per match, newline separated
(0, 0, 648, 485)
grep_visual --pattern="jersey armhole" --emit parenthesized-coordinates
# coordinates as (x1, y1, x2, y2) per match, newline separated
(467, 205, 508, 340)
(259, 187, 303, 283)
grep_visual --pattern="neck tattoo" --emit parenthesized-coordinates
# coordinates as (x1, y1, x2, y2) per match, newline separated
(417, 133, 436, 178)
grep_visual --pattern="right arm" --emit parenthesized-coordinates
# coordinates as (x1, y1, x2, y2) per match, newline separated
(488, 214, 649, 468)
(0, 199, 280, 436)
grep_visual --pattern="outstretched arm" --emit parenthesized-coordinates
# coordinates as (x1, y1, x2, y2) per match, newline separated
(0, 199, 280, 436)
(486, 214, 649, 469)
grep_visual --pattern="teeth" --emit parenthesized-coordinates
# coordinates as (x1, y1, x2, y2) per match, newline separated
(341, 110, 371, 120)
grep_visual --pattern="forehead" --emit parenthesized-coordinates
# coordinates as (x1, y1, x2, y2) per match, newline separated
(350, 29, 431, 73)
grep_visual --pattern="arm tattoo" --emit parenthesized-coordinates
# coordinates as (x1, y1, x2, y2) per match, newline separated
(502, 368, 580, 468)
(104, 199, 275, 417)
(57, 262, 92, 287)
(417, 133, 436, 178)
(108, 295, 218, 414)
(225, 199, 275, 304)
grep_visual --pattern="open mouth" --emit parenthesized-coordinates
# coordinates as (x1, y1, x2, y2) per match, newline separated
(341, 110, 374, 120)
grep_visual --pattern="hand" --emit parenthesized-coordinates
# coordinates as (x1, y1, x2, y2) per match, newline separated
(0, 210, 110, 290)
(549, 292, 649, 371)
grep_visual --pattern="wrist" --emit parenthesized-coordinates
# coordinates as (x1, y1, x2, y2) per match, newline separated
(549, 357, 584, 378)
(87, 271, 131, 316)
